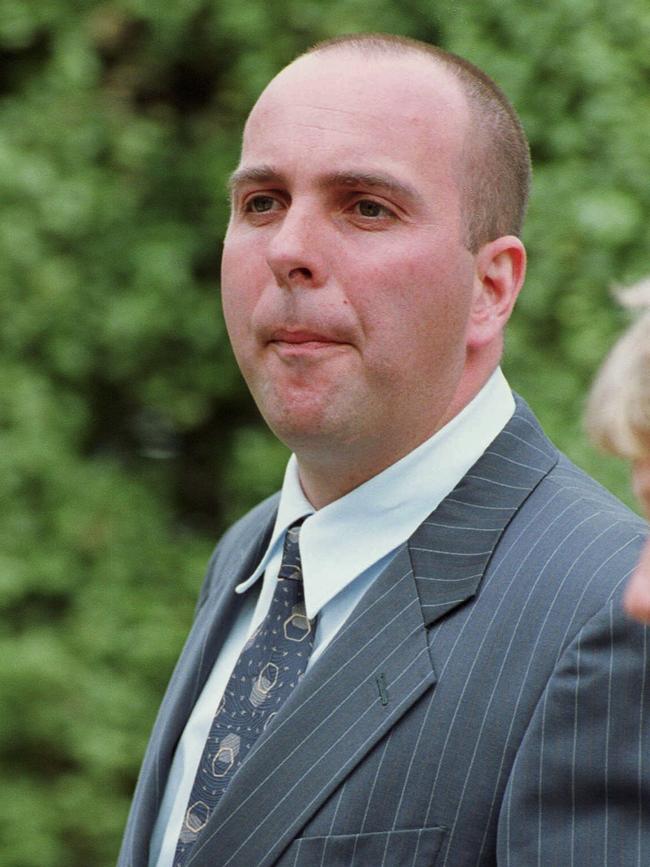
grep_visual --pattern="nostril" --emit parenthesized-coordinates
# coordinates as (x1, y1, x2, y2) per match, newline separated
(288, 267, 313, 281)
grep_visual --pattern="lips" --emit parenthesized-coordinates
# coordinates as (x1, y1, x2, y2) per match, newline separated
(270, 329, 343, 345)
(265, 327, 352, 360)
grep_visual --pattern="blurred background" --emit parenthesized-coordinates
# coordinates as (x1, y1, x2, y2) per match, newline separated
(1, 0, 649, 864)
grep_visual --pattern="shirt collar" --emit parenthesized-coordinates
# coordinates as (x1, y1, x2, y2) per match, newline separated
(237, 368, 514, 620)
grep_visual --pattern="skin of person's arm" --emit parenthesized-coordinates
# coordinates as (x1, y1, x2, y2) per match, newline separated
(624, 458, 650, 622)
(624, 537, 650, 623)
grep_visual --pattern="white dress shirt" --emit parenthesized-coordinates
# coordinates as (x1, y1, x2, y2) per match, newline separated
(149, 368, 515, 867)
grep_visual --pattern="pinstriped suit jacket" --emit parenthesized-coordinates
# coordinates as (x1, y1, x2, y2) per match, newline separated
(118, 397, 650, 866)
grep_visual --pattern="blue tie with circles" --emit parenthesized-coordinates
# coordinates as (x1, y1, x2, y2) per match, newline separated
(173, 520, 313, 866)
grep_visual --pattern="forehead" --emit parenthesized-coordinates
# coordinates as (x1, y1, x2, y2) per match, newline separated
(239, 51, 468, 182)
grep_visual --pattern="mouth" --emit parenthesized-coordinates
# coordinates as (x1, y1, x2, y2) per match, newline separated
(268, 328, 349, 352)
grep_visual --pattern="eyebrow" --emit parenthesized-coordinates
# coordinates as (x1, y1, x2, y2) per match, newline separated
(227, 165, 282, 195)
(324, 170, 423, 206)
(227, 165, 424, 208)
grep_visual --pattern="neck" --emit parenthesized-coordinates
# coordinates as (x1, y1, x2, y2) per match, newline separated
(294, 359, 501, 508)
(296, 439, 425, 509)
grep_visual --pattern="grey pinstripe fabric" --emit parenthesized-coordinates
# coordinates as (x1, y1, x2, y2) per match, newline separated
(117, 397, 650, 867)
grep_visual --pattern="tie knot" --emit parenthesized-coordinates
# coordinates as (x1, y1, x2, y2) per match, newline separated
(277, 519, 305, 581)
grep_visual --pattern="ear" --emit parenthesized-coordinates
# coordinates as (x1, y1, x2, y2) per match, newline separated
(466, 235, 526, 351)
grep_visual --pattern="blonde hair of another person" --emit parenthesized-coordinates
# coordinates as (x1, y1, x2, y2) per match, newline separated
(586, 277, 650, 622)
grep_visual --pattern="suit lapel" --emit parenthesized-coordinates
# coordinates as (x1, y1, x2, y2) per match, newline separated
(189, 400, 558, 867)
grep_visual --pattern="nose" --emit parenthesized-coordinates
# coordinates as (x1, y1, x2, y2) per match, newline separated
(265, 204, 328, 289)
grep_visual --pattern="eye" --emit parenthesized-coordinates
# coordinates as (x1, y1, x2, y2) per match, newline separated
(353, 199, 394, 219)
(244, 195, 280, 214)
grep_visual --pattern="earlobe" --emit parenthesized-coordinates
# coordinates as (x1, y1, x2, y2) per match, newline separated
(467, 235, 527, 350)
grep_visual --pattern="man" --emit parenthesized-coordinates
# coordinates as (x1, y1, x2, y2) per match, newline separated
(118, 34, 650, 867)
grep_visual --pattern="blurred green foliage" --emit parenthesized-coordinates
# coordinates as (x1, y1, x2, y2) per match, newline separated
(1, 1, 649, 864)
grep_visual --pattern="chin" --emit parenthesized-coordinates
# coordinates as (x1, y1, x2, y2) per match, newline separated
(256, 382, 333, 432)
(264, 411, 332, 448)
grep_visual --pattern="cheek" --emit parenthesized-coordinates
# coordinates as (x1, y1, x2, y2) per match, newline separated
(221, 243, 262, 335)
(354, 260, 469, 379)
(390, 255, 472, 342)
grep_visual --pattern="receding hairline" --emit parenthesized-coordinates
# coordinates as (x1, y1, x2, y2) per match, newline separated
(262, 36, 469, 121)
(304, 35, 474, 77)
(281, 36, 470, 122)
(300, 33, 520, 132)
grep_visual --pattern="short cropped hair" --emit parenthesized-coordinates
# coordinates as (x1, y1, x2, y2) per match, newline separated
(304, 33, 532, 253)
(585, 277, 650, 460)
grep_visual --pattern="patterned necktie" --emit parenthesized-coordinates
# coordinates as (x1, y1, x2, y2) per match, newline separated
(173, 520, 313, 866)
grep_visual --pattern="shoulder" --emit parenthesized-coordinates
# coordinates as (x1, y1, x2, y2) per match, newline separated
(508, 393, 643, 543)
(515, 416, 644, 545)
(536, 450, 643, 534)
(493, 413, 646, 639)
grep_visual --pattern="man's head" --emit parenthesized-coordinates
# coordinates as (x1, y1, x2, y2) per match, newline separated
(221, 35, 528, 505)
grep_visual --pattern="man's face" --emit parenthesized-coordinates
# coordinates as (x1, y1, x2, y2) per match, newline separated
(221, 51, 479, 483)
